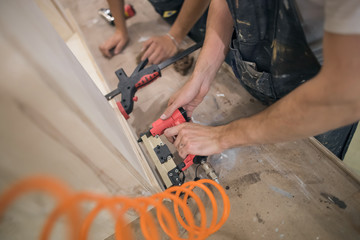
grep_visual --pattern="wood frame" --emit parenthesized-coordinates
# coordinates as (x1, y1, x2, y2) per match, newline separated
(0, 1, 160, 238)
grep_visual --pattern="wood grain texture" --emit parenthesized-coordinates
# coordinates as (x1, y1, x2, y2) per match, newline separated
(58, 0, 360, 239)
(0, 1, 159, 239)
(34, 0, 74, 41)
(344, 126, 360, 177)
(64, 10, 162, 192)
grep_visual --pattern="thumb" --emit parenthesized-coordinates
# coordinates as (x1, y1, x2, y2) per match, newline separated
(161, 102, 179, 120)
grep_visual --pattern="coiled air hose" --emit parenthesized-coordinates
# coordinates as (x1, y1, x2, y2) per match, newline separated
(0, 176, 230, 239)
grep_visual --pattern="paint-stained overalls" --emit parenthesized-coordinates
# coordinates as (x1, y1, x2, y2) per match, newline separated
(148, 0, 207, 43)
(226, 0, 357, 159)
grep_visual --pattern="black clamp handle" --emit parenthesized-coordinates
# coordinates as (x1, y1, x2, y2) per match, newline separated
(105, 59, 161, 115)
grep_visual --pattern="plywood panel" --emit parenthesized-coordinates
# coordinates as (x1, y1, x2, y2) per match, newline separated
(63, 11, 160, 190)
(35, 0, 74, 41)
(344, 125, 360, 177)
(0, 0, 160, 239)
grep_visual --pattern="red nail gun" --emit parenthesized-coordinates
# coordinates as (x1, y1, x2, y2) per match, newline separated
(149, 107, 204, 171)
(138, 108, 219, 188)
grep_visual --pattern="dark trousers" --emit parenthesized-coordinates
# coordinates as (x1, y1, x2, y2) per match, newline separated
(148, 0, 207, 43)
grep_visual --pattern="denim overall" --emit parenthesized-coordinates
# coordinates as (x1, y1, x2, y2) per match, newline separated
(226, 0, 357, 159)
(148, 0, 207, 43)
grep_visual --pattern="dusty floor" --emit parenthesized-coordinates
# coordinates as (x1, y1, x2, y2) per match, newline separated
(59, 0, 360, 239)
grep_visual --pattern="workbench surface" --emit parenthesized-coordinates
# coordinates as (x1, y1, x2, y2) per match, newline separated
(61, 0, 360, 239)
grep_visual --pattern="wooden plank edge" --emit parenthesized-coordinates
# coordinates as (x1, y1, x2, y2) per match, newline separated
(64, 9, 162, 192)
(51, 0, 75, 36)
(308, 137, 360, 185)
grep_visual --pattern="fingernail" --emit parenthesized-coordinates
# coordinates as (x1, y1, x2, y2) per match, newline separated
(160, 114, 166, 120)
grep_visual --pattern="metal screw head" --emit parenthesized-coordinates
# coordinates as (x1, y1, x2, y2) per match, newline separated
(176, 178, 179, 181)
(167, 156, 172, 161)
(169, 173, 173, 177)
(175, 169, 179, 173)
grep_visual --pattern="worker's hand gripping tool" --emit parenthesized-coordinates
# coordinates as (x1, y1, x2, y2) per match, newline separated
(104, 42, 203, 120)
(149, 107, 206, 172)
(139, 107, 219, 187)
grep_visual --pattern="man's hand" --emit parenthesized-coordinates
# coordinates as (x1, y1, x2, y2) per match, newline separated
(164, 122, 225, 158)
(99, 30, 129, 58)
(161, 76, 211, 120)
(160, 0, 233, 119)
(141, 35, 178, 64)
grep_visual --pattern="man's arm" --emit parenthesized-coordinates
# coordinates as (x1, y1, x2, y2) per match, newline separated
(222, 33, 360, 147)
(169, 0, 210, 44)
(164, 33, 360, 158)
(141, 0, 211, 64)
(161, 0, 234, 118)
(99, 0, 128, 58)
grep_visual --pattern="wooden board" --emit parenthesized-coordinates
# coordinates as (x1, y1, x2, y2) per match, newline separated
(55, 0, 360, 239)
(34, 0, 74, 41)
(140, 135, 177, 189)
(0, 1, 160, 239)
(344, 126, 360, 177)
(63, 9, 161, 192)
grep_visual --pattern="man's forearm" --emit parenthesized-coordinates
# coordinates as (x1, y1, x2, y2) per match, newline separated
(191, 0, 233, 85)
(169, 0, 210, 43)
(220, 33, 360, 148)
(107, 0, 127, 34)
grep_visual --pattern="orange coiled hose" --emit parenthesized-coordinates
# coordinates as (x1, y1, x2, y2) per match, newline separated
(0, 176, 230, 240)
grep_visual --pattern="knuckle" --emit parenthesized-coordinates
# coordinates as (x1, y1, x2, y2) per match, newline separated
(183, 145, 191, 153)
